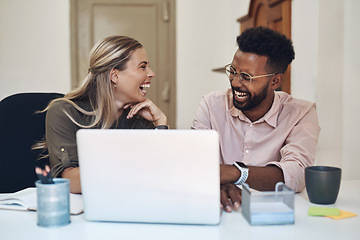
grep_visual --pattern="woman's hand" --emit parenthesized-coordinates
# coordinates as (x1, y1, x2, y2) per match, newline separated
(124, 99, 167, 126)
(35, 165, 54, 184)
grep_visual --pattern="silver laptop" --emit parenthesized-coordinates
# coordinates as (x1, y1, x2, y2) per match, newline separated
(77, 129, 220, 225)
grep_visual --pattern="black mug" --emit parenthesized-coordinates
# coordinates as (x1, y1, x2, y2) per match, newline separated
(305, 166, 341, 204)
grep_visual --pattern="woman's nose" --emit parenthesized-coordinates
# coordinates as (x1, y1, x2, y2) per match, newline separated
(147, 68, 155, 79)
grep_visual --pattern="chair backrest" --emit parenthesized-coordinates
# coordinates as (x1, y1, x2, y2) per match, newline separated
(0, 92, 64, 193)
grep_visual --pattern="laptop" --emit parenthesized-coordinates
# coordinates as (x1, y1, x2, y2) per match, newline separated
(76, 129, 220, 225)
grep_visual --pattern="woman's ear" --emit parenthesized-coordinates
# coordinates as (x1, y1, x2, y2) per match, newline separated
(110, 69, 119, 84)
(271, 73, 283, 90)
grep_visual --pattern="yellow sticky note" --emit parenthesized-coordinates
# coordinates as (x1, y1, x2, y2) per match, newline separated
(326, 210, 358, 220)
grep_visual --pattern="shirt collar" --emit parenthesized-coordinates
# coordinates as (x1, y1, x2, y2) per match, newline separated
(227, 90, 280, 128)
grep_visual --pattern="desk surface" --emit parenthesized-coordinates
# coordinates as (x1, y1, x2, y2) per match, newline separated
(1, 180, 359, 240)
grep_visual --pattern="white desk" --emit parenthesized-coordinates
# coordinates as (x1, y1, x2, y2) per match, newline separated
(1, 180, 359, 240)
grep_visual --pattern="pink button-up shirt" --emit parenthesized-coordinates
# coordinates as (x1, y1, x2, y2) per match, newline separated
(192, 89, 320, 192)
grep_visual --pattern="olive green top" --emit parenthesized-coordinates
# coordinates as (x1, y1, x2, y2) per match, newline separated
(46, 99, 154, 178)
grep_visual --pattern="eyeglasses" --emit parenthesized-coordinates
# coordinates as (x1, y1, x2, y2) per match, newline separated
(225, 64, 277, 86)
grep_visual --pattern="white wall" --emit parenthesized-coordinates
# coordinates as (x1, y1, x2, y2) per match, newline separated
(292, 0, 360, 180)
(316, 0, 345, 171)
(1, 0, 359, 180)
(0, 0, 71, 100)
(291, 0, 319, 102)
(342, 0, 360, 180)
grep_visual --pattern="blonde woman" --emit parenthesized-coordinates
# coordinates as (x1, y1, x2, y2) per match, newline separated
(39, 36, 168, 193)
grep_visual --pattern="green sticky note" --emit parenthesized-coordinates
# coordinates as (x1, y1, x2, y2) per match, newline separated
(308, 207, 341, 216)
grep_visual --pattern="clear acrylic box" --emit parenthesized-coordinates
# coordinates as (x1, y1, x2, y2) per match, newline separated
(242, 182, 295, 225)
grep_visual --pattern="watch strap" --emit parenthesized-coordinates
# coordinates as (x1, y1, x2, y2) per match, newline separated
(233, 162, 249, 185)
(154, 125, 169, 129)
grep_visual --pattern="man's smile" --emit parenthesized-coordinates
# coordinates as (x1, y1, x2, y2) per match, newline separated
(234, 90, 248, 100)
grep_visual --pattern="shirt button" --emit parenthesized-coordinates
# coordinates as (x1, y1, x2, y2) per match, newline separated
(245, 150, 249, 154)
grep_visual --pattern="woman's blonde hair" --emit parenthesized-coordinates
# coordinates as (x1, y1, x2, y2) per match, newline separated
(47, 35, 143, 129)
(33, 36, 143, 156)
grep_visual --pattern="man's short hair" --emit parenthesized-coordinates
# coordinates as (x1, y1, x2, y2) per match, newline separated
(237, 26, 295, 73)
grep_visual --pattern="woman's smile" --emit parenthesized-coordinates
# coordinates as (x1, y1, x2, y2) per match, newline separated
(140, 82, 151, 96)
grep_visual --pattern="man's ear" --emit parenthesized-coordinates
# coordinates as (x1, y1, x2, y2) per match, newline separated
(271, 73, 283, 90)
(110, 68, 119, 84)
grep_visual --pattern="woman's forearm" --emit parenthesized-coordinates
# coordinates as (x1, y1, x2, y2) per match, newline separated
(61, 167, 82, 194)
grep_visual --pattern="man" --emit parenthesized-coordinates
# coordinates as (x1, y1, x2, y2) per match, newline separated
(192, 27, 320, 213)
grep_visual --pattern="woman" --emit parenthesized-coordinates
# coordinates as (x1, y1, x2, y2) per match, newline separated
(37, 36, 168, 193)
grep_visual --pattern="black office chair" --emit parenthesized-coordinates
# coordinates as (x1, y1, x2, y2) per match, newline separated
(0, 92, 64, 193)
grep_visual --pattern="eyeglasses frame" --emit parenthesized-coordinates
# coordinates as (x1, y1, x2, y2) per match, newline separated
(225, 64, 278, 85)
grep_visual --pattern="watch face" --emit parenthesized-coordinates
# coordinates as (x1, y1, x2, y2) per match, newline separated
(236, 162, 248, 169)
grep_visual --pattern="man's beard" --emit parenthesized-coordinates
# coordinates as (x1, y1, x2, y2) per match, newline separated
(232, 81, 269, 111)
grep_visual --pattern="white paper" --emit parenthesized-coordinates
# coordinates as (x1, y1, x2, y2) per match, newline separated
(0, 187, 83, 215)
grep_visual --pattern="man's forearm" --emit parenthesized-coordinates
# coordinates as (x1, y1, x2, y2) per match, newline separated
(220, 164, 284, 191)
(220, 164, 241, 184)
(247, 165, 284, 191)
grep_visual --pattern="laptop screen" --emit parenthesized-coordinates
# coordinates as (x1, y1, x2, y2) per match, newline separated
(77, 129, 221, 225)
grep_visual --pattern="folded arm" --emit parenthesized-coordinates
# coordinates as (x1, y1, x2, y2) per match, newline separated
(46, 101, 82, 193)
(61, 167, 81, 193)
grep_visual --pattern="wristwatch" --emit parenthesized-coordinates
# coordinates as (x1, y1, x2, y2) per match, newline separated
(233, 162, 249, 185)
(154, 125, 169, 129)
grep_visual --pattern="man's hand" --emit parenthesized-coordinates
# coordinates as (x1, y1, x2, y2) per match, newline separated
(220, 183, 242, 213)
(220, 164, 240, 184)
